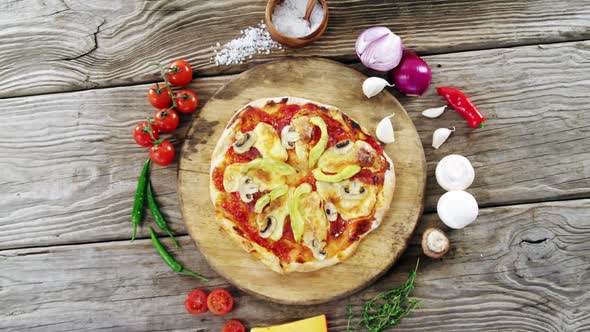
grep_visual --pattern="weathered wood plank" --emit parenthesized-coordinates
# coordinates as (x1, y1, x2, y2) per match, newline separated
(0, 0, 589, 97)
(1, 200, 588, 331)
(1, 41, 589, 250)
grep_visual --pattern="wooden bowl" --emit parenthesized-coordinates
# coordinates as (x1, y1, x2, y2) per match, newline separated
(265, 0, 329, 48)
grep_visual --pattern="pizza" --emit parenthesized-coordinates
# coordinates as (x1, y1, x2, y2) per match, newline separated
(209, 97, 395, 273)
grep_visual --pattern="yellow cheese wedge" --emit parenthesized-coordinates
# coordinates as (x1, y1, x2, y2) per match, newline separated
(251, 315, 328, 332)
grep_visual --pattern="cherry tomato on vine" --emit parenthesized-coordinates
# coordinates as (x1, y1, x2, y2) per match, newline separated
(207, 289, 234, 316)
(133, 121, 159, 147)
(166, 59, 193, 87)
(175, 89, 199, 113)
(184, 289, 208, 315)
(147, 83, 172, 109)
(154, 108, 180, 133)
(149, 139, 175, 166)
(222, 320, 245, 332)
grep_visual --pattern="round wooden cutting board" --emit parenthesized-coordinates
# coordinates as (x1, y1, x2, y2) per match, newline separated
(178, 58, 426, 305)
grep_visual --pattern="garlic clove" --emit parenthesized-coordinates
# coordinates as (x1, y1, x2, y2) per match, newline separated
(422, 106, 447, 118)
(437, 190, 479, 229)
(362, 77, 394, 99)
(435, 154, 475, 191)
(432, 126, 455, 149)
(376, 113, 395, 144)
(421, 227, 450, 259)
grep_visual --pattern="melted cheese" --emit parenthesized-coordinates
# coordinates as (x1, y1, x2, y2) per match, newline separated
(223, 163, 287, 193)
(318, 140, 383, 173)
(222, 163, 243, 192)
(316, 180, 378, 220)
(299, 192, 329, 244)
(297, 191, 329, 259)
(291, 116, 313, 169)
(253, 123, 288, 161)
(251, 315, 327, 332)
(257, 191, 291, 241)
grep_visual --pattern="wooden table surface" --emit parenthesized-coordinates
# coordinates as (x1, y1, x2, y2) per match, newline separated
(1, 0, 589, 331)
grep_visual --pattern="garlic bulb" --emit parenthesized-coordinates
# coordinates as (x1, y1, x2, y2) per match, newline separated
(376, 113, 395, 144)
(437, 190, 479, 229)
(436, 154, 475, 191)
(432, 127, 455, 149)
(422, 106, 447, 118)
(362, 77, 394, 98)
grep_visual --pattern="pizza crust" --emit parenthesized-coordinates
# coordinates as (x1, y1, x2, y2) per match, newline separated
(210, 97, 395, 274)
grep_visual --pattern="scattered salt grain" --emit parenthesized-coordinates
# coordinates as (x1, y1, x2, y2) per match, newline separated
(213, 22, 282, 66)
(272, 0, 324, 38)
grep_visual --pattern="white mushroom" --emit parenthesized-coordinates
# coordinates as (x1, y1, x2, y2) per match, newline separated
(310, 239, 327, 260)
(238, 176, 258, 203)
(233, 131, 256, 153)
(421, 228, 450, 259)
(281, 125, 300, 149)
(334, 140, 354, 155)
(259, 215, 276, 238)
(435, 154, 475, 191)
(342, 180, 367, 200)
(324, 202, 338, 222)
(437, 191, 479, 229)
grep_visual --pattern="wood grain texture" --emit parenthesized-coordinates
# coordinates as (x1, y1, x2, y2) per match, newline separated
(1, 199, 588, 331)
(1, 41, 589, 250)
(177, 58, 426, 304)
(0, 0, 589, 97)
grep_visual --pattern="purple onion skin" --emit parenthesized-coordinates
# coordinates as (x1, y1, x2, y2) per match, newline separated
(391, 50, 432, 96)
(355, 27, 403, 72)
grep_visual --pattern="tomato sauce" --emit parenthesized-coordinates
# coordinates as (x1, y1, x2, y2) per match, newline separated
(221, 192, 251, 224)
(212, 167, 225, 191)
(240, 106, 274, 132)
(302, 103, 320, 111)
(350, 219, 373, 242)
(365, 136, 384, 155)
(327, 125, 352, 147)
(269, 241, 293, 262)
(271, 104, 301, 133)
(297, 172, 317, 191)
(282, 218, 295, 242)
(320, 113, 352, 147)
(227, 146, 262, 164)
(329, 217, 346, 239)
(353, 168, 384, 186)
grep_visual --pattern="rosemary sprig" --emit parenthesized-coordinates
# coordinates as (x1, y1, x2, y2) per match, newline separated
(347, 259, 420, 332)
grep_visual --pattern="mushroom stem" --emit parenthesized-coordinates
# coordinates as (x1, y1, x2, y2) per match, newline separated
(421, 227, 450, 259)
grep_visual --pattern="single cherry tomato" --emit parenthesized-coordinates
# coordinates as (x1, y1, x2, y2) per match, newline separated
(154, 108, 180, 133)
(133, 121, 159, 147)
(147, 83, 172, 109)
(166, 59, 193, 87)
(149, 139, 175, 166)
(222, 320, 245, 332)
(175, 89, 198, 113)
(207, 289, 234, 316)
(184, 289, 208, 315)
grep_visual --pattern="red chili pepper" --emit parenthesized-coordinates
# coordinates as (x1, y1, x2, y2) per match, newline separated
(437, 87, 485, 128)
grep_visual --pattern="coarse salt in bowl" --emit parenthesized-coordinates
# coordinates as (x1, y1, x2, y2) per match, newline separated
(265, 0, 329, 48)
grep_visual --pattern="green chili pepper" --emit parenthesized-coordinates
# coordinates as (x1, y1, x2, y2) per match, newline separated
(131, 159, 151, 241)
(149, 228, 208, 281)
(146, 181, 180, 248)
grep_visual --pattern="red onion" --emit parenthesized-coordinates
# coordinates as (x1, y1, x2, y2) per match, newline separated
(391, 50, 432, 96)
(355, 27, 403, 72)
